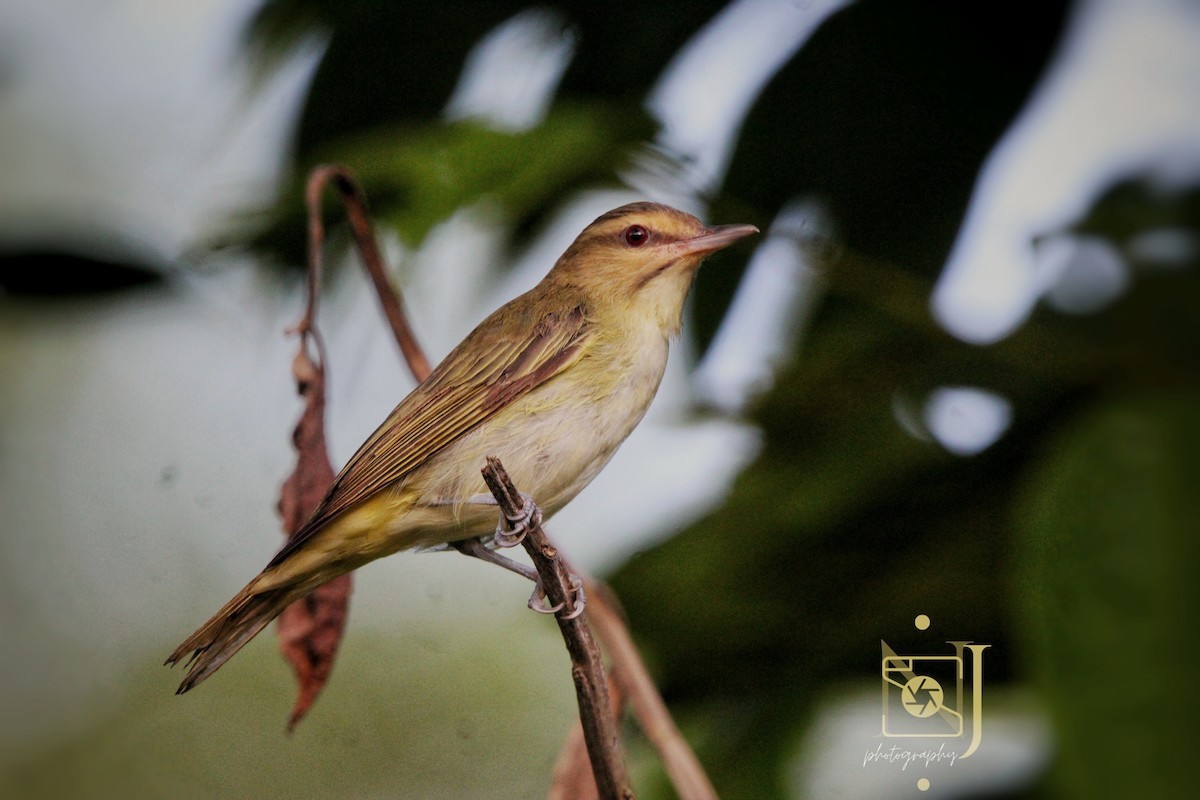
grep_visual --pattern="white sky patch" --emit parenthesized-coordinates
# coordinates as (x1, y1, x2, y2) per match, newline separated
(924, 387, 1014, 457)
(444, 8, 576, 132)
(932, 0, 1200, 344)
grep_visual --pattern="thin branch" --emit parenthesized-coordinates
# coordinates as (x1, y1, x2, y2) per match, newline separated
(481, 457, 634, 800)
(305, 164, 432, 381)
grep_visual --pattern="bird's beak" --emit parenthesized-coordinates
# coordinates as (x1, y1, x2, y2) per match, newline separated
(670, 223, 760, 258)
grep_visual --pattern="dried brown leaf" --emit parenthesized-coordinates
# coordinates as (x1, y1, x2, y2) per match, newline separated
(278, 574, 351, 731)
(276, 337, 350, 731)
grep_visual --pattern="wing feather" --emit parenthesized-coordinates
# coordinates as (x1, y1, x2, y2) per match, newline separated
(268, 304, 589, 567)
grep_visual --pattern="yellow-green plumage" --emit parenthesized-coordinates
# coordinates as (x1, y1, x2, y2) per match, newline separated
(166, 202, 757, 692)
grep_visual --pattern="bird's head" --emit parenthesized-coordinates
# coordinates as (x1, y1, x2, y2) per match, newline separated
(549, 202, 758, 334)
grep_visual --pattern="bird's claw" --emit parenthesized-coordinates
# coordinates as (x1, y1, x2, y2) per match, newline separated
(528, 573, 586, 620)
(494, 492, 541, 547)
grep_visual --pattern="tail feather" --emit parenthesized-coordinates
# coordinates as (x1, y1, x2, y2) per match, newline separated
(166, 579, 303, 694)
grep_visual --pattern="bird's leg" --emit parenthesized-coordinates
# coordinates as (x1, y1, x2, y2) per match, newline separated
(449, 537, 538, 582)
(447, 494, 584, 618)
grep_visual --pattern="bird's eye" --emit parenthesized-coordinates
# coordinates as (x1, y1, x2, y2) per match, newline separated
(623, 225, 649, 247)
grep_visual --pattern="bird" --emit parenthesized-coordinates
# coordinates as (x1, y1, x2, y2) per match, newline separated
(166, 201, 758, 693)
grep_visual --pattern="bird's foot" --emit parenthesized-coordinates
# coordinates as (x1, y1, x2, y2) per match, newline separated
(528, 572, 586, 620)
(494, 492, 541, 548)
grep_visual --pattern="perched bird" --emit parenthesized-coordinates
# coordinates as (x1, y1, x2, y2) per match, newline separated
(166, 201, 757, 692)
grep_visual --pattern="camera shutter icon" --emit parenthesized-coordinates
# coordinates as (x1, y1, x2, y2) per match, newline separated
(901, 675, 944, 718)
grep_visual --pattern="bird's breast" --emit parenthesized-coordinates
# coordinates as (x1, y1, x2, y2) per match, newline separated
(413, 323, 670, 531)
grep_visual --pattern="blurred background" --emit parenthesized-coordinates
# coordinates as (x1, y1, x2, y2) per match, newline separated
(2, 1, 1197, 798)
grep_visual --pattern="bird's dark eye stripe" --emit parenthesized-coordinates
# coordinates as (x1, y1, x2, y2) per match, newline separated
(623, 225, 649, 247)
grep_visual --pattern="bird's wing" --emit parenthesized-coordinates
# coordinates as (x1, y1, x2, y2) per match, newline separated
(268, 304, 590, 567)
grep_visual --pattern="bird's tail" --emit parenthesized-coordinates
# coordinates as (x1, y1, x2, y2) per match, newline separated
(165, 576, 307, 694)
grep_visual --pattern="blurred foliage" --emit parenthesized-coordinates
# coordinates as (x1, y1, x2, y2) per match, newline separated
(721, 1, 1067, 269)
(10, 0, 1200, 798)
(701, 0, 1070, 350)
(244, 0, 730, 152)
(1015, 391, 1198, 798)
(244, 0, 730, 266)
(255, 103, 655, 265)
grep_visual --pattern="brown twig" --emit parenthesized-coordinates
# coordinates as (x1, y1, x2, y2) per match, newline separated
(481, 457, 634, 800)
(305, 164, 432, 381)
